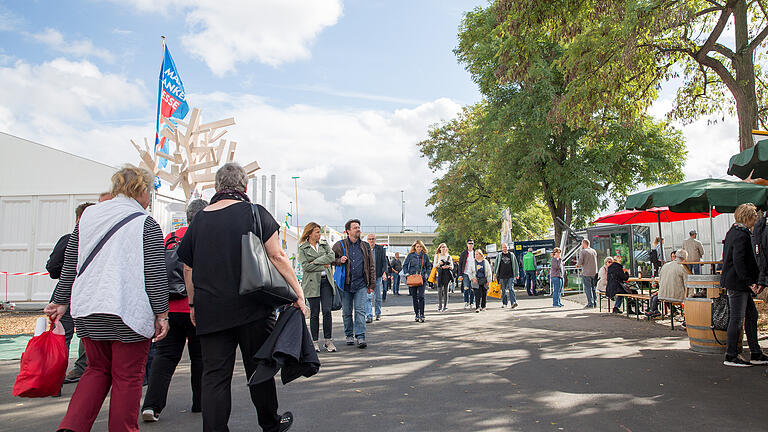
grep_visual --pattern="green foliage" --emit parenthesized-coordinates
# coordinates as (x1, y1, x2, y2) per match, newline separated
(477, 0, 768, 150)
(420, 4, 688, 242)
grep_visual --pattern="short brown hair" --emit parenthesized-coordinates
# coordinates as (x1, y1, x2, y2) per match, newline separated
(553, 247, 561, 254)
(734, 203, 758, 226)
(75, 202, 94, 220)
(110, 165, 154, 201)
(300, 222, 322, 243)
(345, 219, 361, 232)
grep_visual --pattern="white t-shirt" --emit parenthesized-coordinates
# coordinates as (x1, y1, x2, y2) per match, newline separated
(463, 250, 474, 275)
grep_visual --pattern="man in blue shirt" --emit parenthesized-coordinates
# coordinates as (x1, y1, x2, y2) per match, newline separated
(333, 219, 375, 348)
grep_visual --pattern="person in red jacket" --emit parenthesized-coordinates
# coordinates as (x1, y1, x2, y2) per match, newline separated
(141, 199, 208, 422)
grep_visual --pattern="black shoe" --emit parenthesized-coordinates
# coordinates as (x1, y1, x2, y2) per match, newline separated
(414, 316, 419, 322)
(419, 317, 425, 323)
(375, 315, 380, 321)
(365, 317, 373, 323)
(751, 352, 768, 365)
(62, 370, 82, 384)
(279, 411, 294, 431)
(612, 308, 622, 314)
(724, 355, 753, 367)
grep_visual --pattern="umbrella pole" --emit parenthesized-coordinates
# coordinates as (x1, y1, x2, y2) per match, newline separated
(657, 213, 663, 267)
(710, 207, 716, 260)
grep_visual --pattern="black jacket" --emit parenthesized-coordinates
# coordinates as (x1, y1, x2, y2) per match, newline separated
(606, 262, 629, 299)
(721, 224, 759, 292)
(46, 233, 70, 280)
(248, 307, 320, 386)
(390, 257, 402, 273)
(753, 214, 768, 286)
(458, 249, 472, 276)
(372, 244, 390, 278)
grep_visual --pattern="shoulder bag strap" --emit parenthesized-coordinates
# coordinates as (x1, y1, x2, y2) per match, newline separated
(77, 212, 144, 277)
(251, 204, 264, 240)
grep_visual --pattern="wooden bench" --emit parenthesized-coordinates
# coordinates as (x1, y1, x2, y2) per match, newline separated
(614, 293, 651, 320)
(657, 299, 684, 329)
(597, 290, 610, 312)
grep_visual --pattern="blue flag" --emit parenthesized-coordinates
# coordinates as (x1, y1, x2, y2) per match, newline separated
(155, 45, 189, 168)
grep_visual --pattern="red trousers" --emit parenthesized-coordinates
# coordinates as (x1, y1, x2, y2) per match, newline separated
(59, 337, 150, 432)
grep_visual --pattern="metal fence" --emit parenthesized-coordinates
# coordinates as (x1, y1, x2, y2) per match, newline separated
(327, 225, 437, 233)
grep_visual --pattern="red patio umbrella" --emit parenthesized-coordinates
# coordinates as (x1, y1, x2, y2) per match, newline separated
(593, 207, 721, 262)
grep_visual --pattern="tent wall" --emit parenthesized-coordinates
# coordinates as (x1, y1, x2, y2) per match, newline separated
(636, 213, 736, 262)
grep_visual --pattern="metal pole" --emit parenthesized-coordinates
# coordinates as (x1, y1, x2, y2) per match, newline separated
(710, 206, 716, 260)
(292, 176, 300, 238)
(261, 175, 267, 207)
(269, 175, 276, 216)
(401, 190, 405, 233)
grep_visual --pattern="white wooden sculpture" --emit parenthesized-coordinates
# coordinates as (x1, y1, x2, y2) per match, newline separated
(130, 107, 260, 198)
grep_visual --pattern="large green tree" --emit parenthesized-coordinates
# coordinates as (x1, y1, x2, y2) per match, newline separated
(421, 8, 687, 241)
(487, 0, 768, 151)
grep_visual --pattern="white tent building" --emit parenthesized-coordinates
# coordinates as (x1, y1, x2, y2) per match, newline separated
(0, 132, 117, 302)
(0, 132, 187, 303)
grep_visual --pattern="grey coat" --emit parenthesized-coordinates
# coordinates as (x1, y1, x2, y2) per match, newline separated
(297, 240, 338, 298)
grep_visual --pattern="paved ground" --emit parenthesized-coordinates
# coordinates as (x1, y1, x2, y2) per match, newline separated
(2, 290, 768, 431)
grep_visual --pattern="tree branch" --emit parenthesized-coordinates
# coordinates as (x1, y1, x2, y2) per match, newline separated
(712, 43, 736, 59)
(695, 0, 737, 61)
(747, 24, 768, 53)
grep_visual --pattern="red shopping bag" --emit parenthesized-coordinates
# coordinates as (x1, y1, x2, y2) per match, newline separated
(12, 320, 67, 397)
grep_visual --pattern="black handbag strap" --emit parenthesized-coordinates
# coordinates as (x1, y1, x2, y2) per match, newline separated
(77, 212, 144, 277)
(250, 204, 264, 240)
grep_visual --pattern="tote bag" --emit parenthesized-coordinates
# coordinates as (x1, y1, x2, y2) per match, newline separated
(333, 241, 347, 291)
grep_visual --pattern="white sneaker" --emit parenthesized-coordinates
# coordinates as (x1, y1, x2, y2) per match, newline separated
(142, 408, 159, 422)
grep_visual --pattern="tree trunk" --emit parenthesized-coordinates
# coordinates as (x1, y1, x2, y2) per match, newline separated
(734, 0, 759, 151)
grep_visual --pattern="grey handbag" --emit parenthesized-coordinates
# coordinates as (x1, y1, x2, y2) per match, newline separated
(239, 204, 298, 307)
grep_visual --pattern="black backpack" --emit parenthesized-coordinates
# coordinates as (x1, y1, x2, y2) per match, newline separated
(165, 232, 187, 299)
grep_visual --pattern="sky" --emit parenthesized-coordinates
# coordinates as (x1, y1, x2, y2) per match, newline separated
(0, 0, 747, 230)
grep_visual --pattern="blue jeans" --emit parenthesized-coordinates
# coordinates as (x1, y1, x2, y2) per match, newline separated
(392, 273, 400, 295)
(551, 277, 564, 306)
(366, 277, 383, 318)
(342, 289, 367, 338)
(582, 275, 596, 306)
(500, 277, 516, 305)
(462, 274, 474, 303)
(525, 270, 537, 295)
(690, 264, 701, 275)
(409, 283, 426, 317)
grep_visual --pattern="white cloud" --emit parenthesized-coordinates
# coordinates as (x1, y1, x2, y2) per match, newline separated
(0, 55, 460, 228)
(110, 0, 343, 75)
(0, 58, 149, 164)
(28, 28, 115, 63)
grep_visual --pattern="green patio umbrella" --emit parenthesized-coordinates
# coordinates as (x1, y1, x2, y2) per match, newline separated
(728, 139, 768, 180)
(625, 178, 768, 214)
(625, 178, 768, 259)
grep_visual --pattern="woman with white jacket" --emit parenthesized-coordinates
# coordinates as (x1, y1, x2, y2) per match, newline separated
(596, 256, 613, 293)
(467, 249, 493, 312)
(434, 243, 454, 312)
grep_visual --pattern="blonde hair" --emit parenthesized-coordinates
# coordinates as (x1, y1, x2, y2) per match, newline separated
(474, 248, 484, 257)
(734, 203, 758, 226)
(409, 240, 428, 254)
(111, 165, 154, 200)
(604, 257, 613, 265)
(553, 247, 561, 254)
(300, 222, 322, 244)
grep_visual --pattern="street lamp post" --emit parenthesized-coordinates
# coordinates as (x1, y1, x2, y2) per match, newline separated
(292, 176, 300, 238)
(400, 190, 406, 233)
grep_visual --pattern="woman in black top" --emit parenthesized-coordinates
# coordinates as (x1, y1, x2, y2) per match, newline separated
(721, 203, 768, 367)
(606, 255, 635, 314)
(176, 163, 308, 431)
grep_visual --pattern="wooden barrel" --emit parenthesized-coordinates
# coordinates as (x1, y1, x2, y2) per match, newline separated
(684, 297, 728, 354)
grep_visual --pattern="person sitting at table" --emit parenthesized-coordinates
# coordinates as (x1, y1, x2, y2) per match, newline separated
(645, 249, 687, 318)
(596, 257, 612, 294)
(607, 255, 636, 314)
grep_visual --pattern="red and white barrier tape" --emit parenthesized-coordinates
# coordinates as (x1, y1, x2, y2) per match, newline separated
(0, 271, 49, 276)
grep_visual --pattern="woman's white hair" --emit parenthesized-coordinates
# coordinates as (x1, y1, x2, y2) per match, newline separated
(215, 162, 248, 192)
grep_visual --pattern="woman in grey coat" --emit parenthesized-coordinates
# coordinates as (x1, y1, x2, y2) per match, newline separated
(297, 222, 339, 352)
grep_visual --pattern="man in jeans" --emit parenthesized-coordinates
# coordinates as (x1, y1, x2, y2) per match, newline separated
(495, 243, 520, 308)
(682, 230, 705, 275)
(522, 248, 538, 296)
(457, 239, 476, 308)
(576, 239, 599, 308)
(333, 219, 375, 348)
(390, 252, 403, 295)
(365, 233, 390, 322)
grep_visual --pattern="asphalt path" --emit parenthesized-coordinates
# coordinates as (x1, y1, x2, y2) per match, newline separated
(2, 290, 767, 431)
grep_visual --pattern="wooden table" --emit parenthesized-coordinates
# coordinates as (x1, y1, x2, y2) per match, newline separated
(627, 277, 657, 296)
(680, 261, 721, 275)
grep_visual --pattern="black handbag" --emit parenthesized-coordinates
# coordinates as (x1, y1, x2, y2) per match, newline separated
(331, 284, 342, 311)
(165, 233, 187, 299)
(711, 293, 730, 331)
(239, 204, 298, 307)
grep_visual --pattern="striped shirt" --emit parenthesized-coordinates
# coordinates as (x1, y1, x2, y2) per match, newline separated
(52, 217, 168, 343)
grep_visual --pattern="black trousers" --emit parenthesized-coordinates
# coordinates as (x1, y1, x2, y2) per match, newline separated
(473, 284, 488, 309)
(308, 276, 334, 341)
(142, 312, 203, 414)
(198, 316, 280, 432)
(726, 290, 761, 357)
